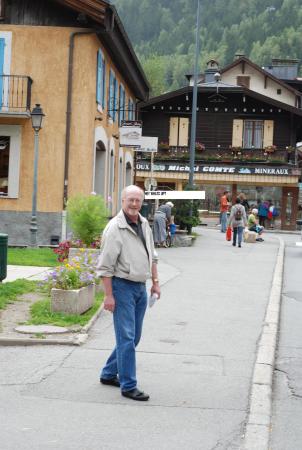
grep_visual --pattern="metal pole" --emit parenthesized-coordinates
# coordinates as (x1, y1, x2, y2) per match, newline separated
(150, 151, 154, 189)
(189, 0, 201, 188)
(30, 130, 39, 247)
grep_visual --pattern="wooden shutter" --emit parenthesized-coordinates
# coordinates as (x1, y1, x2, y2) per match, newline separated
(96, 50, 103, 105)
(169, 117, 179, 146)
(263, 120, 274, 147)
(102, 59, 106, 109)
(118, 84, 123, 125)
(178, 117, 189, 147)
(0, 1, 5, 19)
(232, 119, 243, 147)
(108, 70, 113, 114)
(113, 77, 118, 122)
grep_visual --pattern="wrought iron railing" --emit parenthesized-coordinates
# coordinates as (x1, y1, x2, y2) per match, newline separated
(0, 75, 32, 113)
(139, 146, 296, 165)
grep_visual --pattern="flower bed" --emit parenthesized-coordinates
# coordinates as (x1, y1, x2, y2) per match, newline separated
(41, 252, 100, 315)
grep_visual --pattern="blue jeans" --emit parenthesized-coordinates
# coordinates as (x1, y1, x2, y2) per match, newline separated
(233, 226, 244, 246)
(221, 212, 227, 232)
(101, 277, 147, 392)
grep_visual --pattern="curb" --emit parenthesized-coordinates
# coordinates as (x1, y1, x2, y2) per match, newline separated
(242, 237, 284, 450)
(0, 302, 104, 347)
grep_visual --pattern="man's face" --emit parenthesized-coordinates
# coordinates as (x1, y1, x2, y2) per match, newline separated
(122, 189, 143, 217)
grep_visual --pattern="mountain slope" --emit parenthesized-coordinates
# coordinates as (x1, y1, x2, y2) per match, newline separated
(114, 0, 302, 95)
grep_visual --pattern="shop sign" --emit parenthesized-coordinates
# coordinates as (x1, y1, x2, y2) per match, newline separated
(120, 120, 142, 147)
(137, 136, 158, 152)
(136, 162, 301, 176)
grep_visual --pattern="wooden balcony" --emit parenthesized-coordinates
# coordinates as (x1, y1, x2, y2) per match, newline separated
(0, 75, 33, 117)
(143, 146, 296, 165)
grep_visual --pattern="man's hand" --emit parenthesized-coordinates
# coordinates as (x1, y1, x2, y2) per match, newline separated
(151, 282, 161, 299)
(104, 294, 115, 313)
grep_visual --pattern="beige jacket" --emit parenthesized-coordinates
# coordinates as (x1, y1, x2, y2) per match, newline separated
(97, 210, 158, 283)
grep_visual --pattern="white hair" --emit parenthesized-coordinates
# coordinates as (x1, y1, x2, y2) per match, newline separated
(121, 185, 144, 200)
(252, 208, 258, 215)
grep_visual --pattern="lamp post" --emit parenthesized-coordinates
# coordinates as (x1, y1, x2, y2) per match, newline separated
(30, 104, 45, 247)
(189, 0, 201, 188)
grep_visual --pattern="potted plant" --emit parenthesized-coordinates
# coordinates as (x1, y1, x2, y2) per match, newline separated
(229, 145, 242, 156)
(264, 145, 277, 154)
(66, 193, 108, 260)
(43, 253, 99, 315)
(158, 141, 169, 151)
(195, 142, 205, 151)
(173, 185, 202, 234)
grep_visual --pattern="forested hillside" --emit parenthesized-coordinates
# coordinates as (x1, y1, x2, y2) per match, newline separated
(114, 0, 302, 96)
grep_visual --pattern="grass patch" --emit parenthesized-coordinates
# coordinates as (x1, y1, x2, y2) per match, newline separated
(8, 248, 58, 267)
(27, 292, 104, 327)
(0, 279, 38, 310)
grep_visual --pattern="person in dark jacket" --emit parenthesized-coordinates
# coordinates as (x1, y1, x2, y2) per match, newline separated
(238, 192, 250, 215)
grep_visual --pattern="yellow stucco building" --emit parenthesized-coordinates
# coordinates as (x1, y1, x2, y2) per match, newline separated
(0, 0, 149, 245)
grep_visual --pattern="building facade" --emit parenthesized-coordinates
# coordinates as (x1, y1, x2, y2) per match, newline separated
(0, 0, 149, 244)
(137, 57, 302, 230)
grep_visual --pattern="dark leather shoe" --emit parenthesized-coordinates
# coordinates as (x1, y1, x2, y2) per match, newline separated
(100, 376, 120, 387)
(122, 388, 149, 401)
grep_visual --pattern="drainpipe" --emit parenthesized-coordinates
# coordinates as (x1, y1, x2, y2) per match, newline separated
(63, 29, 95, 208)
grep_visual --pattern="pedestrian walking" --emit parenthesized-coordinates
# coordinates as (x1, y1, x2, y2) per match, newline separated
(220, 191, 230, 233)
(228, 197, 247, 247)
(97, 185, 160, 401)
(153, 201, 174, 247)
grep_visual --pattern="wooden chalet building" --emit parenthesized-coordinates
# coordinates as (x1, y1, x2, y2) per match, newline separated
(0, 0, 149, 245)
(137, 57, 302, 230)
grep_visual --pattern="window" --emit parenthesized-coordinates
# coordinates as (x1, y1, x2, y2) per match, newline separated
(169, 117, 189, 147)
(119, 84, 125, 126)
(128, 98, 135, 120)
(108, 70, 118, 121)
(232, 119, 274, 149)
(0, 125, 21, 198)
(237, 76, 250, 88)
(96, 49, 106, 109)
(243, 120, 264, 148)
(277, 88, 282, 95)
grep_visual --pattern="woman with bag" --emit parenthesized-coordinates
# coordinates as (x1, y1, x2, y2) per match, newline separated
(227, 198, 247, 248)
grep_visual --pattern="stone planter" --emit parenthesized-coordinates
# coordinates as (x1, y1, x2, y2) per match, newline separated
(68, 247, 100, 263)
(51, 284, 95, 315)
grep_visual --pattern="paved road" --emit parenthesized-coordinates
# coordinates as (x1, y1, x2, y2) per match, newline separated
(270, 234, 302, 450)
(0, 229, 280, 450)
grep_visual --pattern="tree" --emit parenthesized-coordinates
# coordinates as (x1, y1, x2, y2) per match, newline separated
(114, 0, 302, 95)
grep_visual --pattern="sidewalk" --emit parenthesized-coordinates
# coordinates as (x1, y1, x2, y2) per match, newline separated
(4, 265, 50, 282)
(0, 228, 282, 450)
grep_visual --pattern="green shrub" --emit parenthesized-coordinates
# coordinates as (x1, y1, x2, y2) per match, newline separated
(174, 184, 202, 233)
(67, 194, 108, 247)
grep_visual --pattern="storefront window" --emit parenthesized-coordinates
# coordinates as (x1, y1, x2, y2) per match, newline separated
(0, 136, 10, 196)
(237, 185, 282, 211)
(198, 184, 231, 212)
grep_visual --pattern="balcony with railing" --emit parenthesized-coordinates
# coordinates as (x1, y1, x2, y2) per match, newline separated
(138, 145, 297, 166)
(0, 75, 33, 117)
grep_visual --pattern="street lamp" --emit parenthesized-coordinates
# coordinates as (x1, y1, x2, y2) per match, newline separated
(189, 0, 201, 188)
(30, 104, 45, 247)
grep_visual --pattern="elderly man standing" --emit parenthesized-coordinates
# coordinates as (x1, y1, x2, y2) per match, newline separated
(97, 185, 160, 401)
